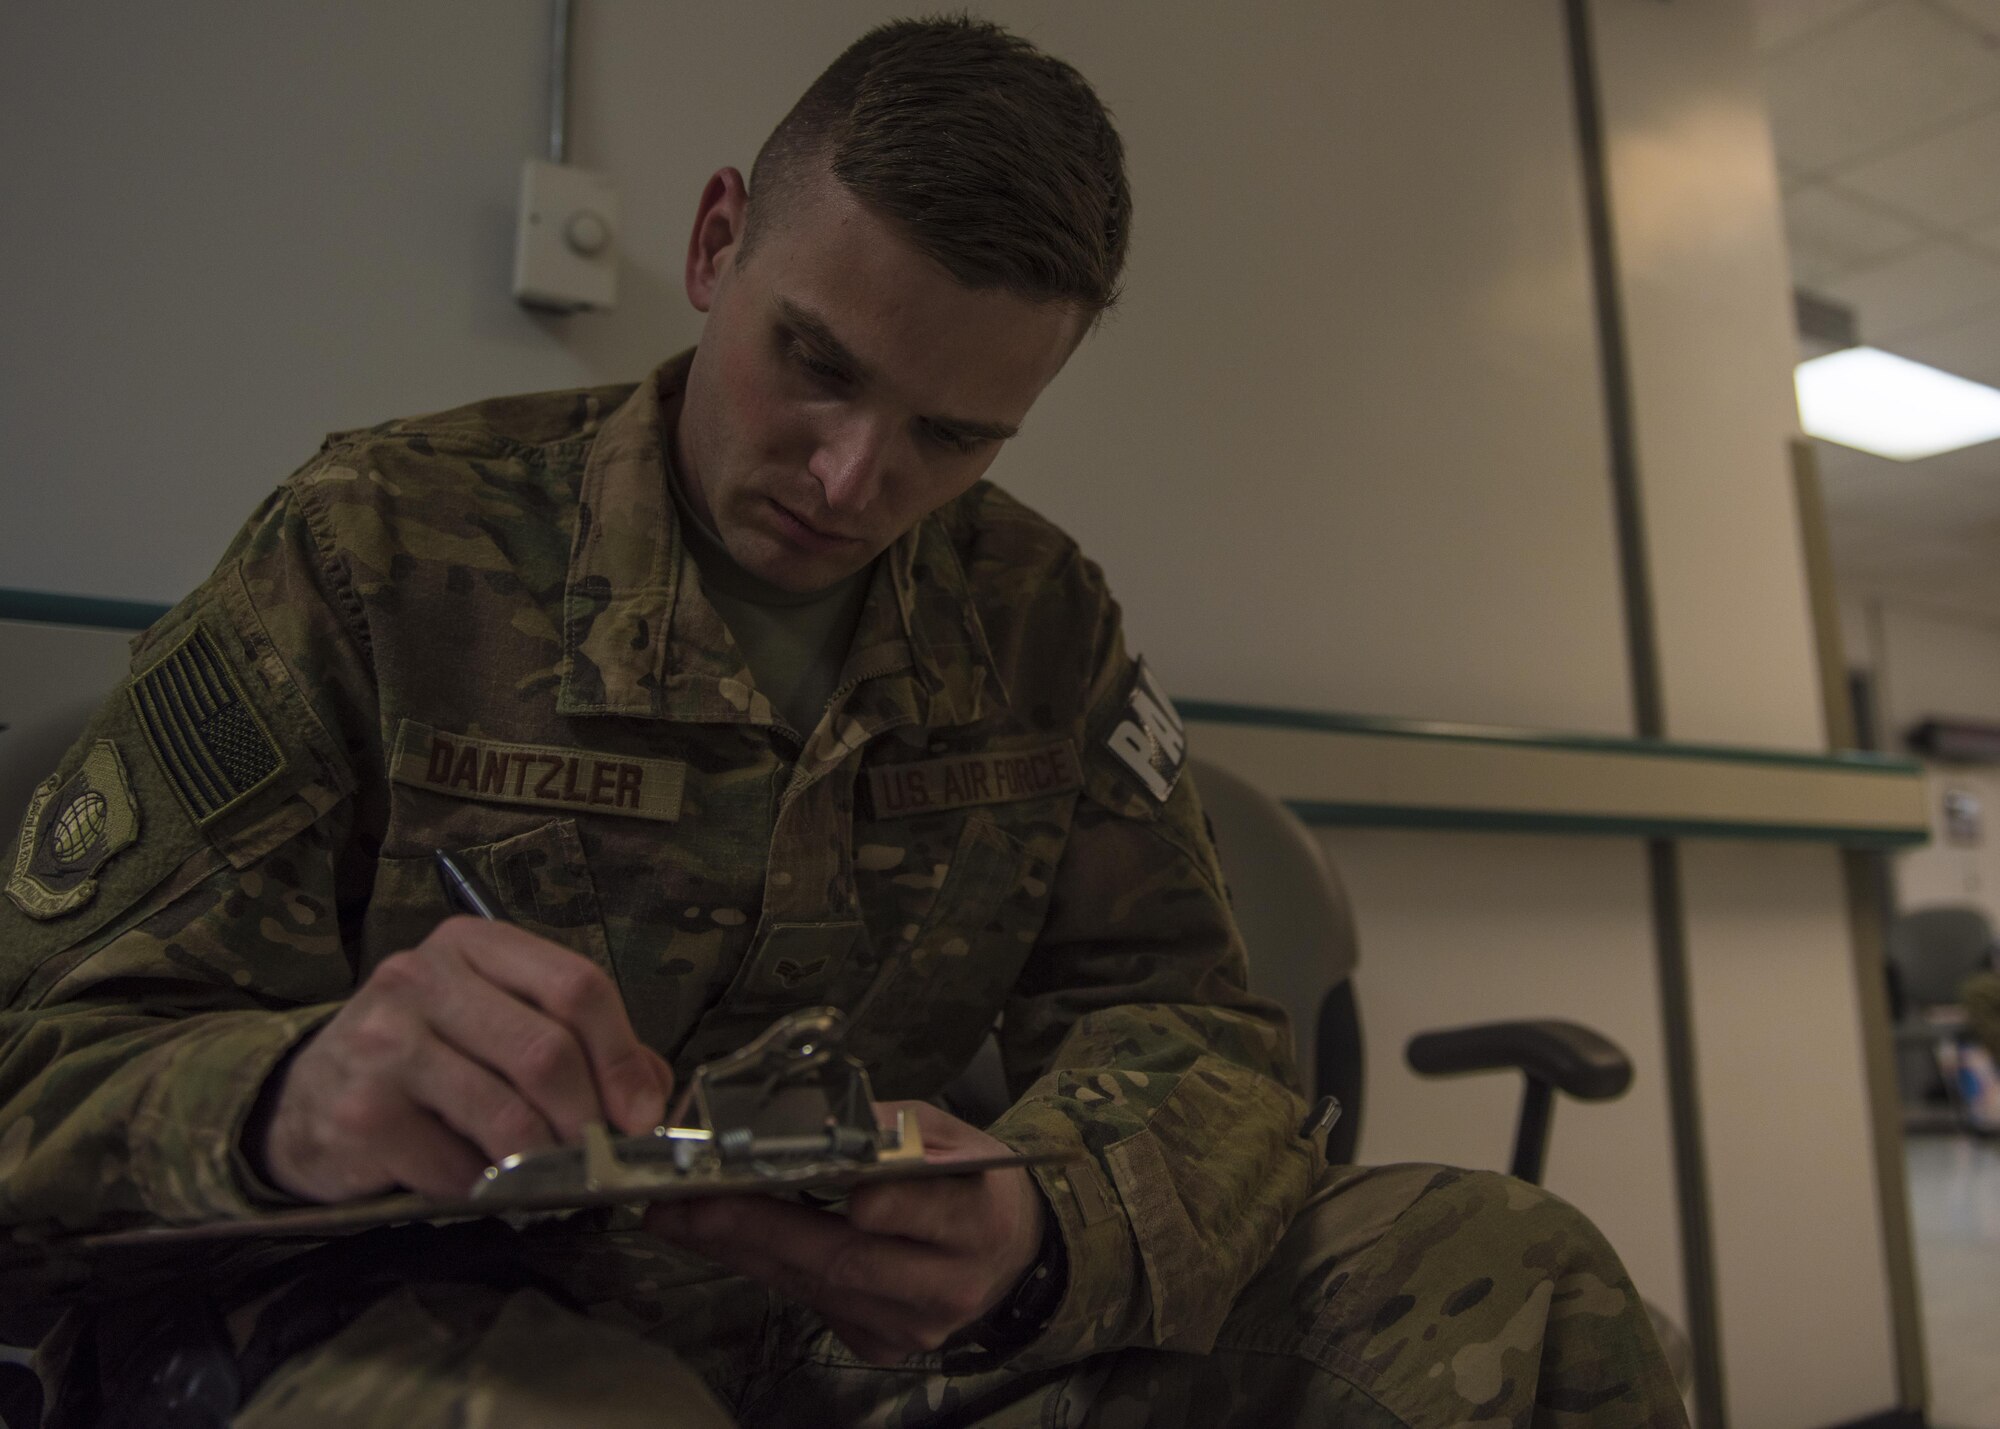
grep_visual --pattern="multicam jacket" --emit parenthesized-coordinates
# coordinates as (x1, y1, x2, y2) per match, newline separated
(0, 355, 1320, 1365)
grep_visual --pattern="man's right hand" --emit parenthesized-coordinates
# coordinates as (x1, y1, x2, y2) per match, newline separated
(252, 915, 672, 1203)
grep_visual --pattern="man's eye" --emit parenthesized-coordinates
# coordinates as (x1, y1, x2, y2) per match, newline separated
(919, 423, 982, 455)
(788, 341, 847, 384)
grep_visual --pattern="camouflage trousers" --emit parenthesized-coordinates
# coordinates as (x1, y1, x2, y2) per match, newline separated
(211, 1163, 1688, 1428)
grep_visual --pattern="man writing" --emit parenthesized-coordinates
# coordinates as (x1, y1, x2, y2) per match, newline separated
(1, 18, 1685, 1425)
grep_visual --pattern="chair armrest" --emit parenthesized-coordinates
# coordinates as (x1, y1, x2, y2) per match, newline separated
(1406, 1019, 1633, 1101)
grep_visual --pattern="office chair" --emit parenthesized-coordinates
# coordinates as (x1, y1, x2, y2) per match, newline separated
(1191, 756, 1691, 1397)
(1891, 906, 1996, 1010)
(1886, 904, 1998, 1126)
(1189, 756, 1632, 1181)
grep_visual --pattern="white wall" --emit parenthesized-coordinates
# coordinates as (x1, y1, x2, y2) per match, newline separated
(0, 5, 611, 600)
(1873, 601, 2000, 735)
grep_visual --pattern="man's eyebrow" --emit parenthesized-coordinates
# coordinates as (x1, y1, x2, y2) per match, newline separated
(778, 299, 867, 378)
(777, 298, 1020, 443)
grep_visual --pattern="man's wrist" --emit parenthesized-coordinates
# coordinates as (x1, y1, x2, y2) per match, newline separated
(955, 1188, 1068, 1360)
(235, 1036, 311, 1204)
(120, 1006, 339, 1224)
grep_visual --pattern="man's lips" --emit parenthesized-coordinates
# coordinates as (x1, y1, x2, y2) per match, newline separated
(766, 498, 862, 548)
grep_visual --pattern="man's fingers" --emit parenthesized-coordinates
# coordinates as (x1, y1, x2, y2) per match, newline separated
(268, 921, 672, 1205)
(854, 1102, 1033, 1244)
(370, 1100, 494, 1200)
(654, 1196, 956, 1314)
(430, 918, 665, 1132)
(596, 1044, 672, 1134)
(656, 1203, 946, 1348)
(846, 1171, 989, 1244)
(641, 1046, 676, 1125)
(412, 963, 604, 1140)
(405, 1036, 561, 1166)
(876, 1098, 1008, 1164)
(671, 1194, 869, 1269)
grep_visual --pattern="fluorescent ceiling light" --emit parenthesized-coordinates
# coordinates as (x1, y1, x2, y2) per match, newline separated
(1795, 347, 2000, 462)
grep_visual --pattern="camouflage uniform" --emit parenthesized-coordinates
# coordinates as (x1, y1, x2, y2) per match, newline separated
(0, 354, 1685, 1425)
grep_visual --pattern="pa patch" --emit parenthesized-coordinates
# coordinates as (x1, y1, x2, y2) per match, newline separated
(1104, 658, 1186, 803)
(7, 741, 141, 920)
(129, 623, 284, 826)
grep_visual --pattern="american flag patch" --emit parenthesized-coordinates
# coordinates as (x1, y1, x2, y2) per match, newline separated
(130, 624, 284, 825)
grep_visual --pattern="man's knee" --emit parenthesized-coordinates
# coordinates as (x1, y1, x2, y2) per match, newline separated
(1249, 1165, 1627, 1318)
(1378, 1165, 1636, 1303)
(1214, 1164, 1683, 1426)
(1299, 1165, 1642, 1345)
(237, 1284, 735, 1429)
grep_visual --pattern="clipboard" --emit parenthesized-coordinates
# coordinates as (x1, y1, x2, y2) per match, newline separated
(3, 1008, 1063, 1281)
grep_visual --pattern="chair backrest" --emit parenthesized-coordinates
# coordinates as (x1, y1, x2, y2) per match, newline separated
(1188, 756, 1361, 1146)
(0, 694, 107, 833)
(941, 758, 1365, 1141)
(0, 617, 138, 829)
(1889, 904, 1996, 1009)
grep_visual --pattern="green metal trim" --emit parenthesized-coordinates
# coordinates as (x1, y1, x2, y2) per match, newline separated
(0, 591, 1927, 787)
(1286, 799, 1927, 848)
(1182, 699, 1921, 776)
(0, 588, 169, 632)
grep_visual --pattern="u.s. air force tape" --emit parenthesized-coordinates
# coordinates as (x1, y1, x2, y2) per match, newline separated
(1104, 658, 1185, 803)
(865, 741, 1081, 818)
(390, 720, 684, 822)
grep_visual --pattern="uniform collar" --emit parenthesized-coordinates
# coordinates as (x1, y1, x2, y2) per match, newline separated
(557, 351, 1004, 731)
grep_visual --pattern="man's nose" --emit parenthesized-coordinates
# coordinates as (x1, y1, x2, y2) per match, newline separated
(809, 413, 891, 514)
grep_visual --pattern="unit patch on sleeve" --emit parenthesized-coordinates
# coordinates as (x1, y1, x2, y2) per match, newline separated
(1105, 658, 1186, 803)
(130, 623, 285, 826)
(7, 741, 141, 920)
(389, 720, 684, 822)
(866, 741, 1081, 818)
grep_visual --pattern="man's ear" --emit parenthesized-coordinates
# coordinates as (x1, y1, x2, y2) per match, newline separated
(685, 167, 750, 314)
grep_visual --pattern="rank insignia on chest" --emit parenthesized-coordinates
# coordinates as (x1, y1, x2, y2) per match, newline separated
(1105, 657, 1185, 803)
(864, 740, 1082, 818)
(7, 741, 141, 920)
(390, 719, 685, 822)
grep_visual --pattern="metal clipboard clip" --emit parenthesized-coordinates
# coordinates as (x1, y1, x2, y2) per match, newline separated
(472, 1007, 924, 1200)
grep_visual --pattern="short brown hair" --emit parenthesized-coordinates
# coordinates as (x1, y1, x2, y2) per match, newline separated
(745, 16, 1130, 316)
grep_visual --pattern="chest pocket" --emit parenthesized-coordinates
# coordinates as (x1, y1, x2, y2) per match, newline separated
(360, 817, 615, 990)
(849, 811, 1054, 1099)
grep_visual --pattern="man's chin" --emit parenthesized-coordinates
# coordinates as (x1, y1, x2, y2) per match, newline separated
(736, 535, 870, 595)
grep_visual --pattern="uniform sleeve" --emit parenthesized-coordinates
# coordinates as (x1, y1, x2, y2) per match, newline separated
(0, 483, 379, 1235)
(985, 624, 1325, 1367)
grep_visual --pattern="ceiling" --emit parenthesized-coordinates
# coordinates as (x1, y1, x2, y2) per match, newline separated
(1750, 0, 2000, 617)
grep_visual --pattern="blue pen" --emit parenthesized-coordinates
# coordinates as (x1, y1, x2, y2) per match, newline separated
(434, 849, 504, 921)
